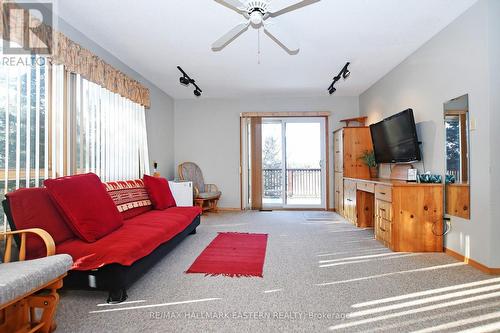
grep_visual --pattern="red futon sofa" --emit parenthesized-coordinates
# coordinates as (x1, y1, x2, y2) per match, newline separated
(2, 173, 201, 303)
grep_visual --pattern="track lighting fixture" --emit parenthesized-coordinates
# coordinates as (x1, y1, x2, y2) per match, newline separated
(177, 66, 203, 97)
(328, 62, 350, 95)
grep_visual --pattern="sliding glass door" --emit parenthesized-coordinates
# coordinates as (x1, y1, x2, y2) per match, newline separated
(262, 118, 326, 209)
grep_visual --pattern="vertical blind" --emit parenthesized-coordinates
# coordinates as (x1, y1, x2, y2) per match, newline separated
(1, 47, 150, 231)
(72, 74, 150, 181)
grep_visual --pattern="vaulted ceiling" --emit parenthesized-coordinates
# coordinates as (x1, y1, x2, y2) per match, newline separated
(55, 0, 477, 99)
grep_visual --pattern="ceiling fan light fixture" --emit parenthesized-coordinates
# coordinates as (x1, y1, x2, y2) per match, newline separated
(212, 0, 318, 54)
(249, 11, 263, 26)
(343, 69, 350, 79)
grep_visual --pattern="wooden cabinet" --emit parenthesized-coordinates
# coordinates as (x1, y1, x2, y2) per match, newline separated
(348, 179, 443, 253)
(333, 127, 373, 217)
(343, 179, 357, 225)
(392, 185, 443, 252)
(445, 184, 470, 219)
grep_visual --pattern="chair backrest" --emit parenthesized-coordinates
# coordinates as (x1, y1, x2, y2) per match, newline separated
(178, 162, 205, 193)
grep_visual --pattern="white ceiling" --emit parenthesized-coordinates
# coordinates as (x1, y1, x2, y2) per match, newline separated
(54, 0, 477, 99)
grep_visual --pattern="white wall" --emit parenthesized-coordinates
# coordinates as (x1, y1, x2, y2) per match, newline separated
(174, 96, 359, 208)
(488, 0, 500, 267)
(360, 0, 498, 267)
(55, 16, 176, 178)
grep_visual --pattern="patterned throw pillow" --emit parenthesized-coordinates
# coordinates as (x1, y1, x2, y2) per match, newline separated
(104, 179, 152, 213)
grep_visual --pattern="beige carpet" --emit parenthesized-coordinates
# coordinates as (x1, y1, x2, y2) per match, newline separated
(56, 211, 500, 332)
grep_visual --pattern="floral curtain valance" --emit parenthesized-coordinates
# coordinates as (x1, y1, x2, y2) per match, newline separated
(53, 33, 150, 108)
(0, 0, 150, 108)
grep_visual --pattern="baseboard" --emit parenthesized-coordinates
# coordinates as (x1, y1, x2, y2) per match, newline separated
(444, 248, 500, 275)
(217, 207, 242, 212)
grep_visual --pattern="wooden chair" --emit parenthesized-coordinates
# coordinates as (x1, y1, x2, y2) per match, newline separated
(0, 228, 72, 333)
(178, 162, 221, 213)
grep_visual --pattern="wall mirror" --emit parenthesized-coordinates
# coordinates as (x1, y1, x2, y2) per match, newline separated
(444, 94, 470, 219)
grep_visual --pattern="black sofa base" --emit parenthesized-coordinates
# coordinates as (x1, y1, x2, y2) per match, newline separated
(63, 215, 200, 302)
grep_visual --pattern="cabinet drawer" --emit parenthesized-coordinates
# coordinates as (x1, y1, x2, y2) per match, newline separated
(357, 182, 375, 193)
(375, 185, 392, 202)
(375, 199, 392, 221)
(377, 217, 392, 244)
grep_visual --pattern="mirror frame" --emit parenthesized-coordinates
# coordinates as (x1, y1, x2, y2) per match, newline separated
(443, 94, 470, 220)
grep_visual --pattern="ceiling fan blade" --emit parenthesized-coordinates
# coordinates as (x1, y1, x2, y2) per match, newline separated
(215, 0, 247, 11)
(263, 22, 299, 54)
(268, 0, 321, 17)
(212, 22, 250, 51)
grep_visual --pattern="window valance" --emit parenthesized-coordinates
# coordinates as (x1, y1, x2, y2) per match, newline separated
(0, 0, 150, 108)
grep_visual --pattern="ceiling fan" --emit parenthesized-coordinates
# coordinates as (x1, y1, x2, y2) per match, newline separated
(212, 0, 320, 54)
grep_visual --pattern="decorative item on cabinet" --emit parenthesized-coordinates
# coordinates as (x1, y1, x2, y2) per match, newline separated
(359, 150, 378, 178)
(153, 161, 160, 177)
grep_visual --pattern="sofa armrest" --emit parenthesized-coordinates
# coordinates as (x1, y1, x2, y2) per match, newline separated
(1, 228, 55, 263)
(204, 184, 219, 192)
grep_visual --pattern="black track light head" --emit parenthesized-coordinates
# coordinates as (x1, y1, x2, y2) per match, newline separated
(342, 69, 350, 79)
(179, 76, 190, 86)
(328, 62, 350, 95)
(177, 66, 203, 97)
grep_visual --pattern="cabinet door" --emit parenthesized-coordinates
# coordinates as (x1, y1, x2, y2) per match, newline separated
(392, 186, 443, 252)
(343, 179, 357, 224)
(343, 130, 356, 178)
(353, 128, 373, 178)
(334, 172, 344, 215)
(334, 130, 343, 173)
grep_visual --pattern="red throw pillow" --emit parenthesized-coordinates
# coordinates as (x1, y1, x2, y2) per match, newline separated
(143, 175, 176, 210)
(44, 173, 123, 243)
(6, 188, 75, 259)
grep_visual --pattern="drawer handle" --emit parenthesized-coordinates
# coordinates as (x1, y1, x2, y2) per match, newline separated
(379, 227, 387, 232)
(379, 208, 386, 212)
(379, 192, 386, 195)
(346, 199, 353, 202)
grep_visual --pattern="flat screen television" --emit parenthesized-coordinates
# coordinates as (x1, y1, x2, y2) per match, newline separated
(369, 109, 421, 163)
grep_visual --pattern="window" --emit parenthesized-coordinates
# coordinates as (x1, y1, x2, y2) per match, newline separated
(0, 51, 49, 228)
(1, 43, 150, 231)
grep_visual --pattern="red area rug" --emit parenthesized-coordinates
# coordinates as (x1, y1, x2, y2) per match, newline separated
(186, 232, 268, 277)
